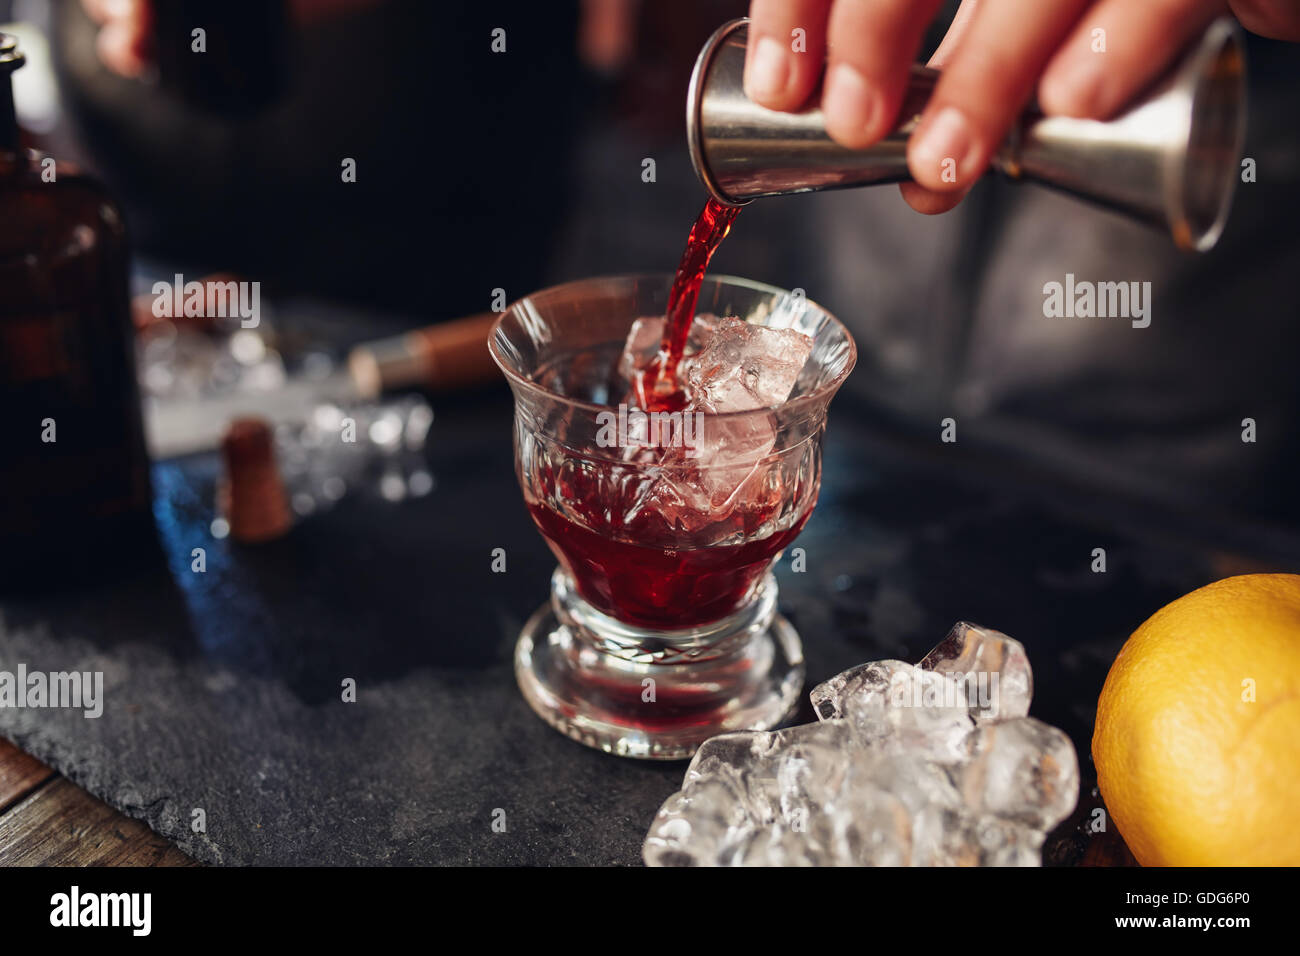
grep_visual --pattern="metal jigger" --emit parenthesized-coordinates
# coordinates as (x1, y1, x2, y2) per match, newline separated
(688, 18, 1246, 251)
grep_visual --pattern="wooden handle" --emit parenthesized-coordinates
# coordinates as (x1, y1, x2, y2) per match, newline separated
(347, 311, 503, 397)
(409, 312, 501, 390)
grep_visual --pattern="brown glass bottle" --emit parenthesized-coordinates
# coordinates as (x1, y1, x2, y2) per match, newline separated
(0, 35, 155, 587)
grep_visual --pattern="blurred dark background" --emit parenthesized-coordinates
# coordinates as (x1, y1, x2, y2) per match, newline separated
(6, 0, 1300, 528)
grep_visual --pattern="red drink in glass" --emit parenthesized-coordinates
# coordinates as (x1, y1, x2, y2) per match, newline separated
(492, 272, 854, 759)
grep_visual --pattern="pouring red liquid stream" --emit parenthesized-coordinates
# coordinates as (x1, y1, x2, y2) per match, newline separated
(634, 197, 740, 410)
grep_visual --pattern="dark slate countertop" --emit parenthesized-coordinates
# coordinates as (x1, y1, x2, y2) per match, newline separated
(3, 388, 1297, 865)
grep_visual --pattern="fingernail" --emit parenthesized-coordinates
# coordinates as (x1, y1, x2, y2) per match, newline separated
(824, 63, 883, 141)
(912, 107, 976, 185)
(745, 36, 789, 102)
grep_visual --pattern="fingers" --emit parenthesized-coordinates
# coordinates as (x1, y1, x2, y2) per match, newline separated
(578, 0, 638, 73)
(898, 180, 967, 214)
(81, 0, 123, 24)
(88, 0, 153, 78)
(907, 0, 1090, 192)
(1040, 0, 1227, 119)
(1229, 0, 1300, 40)
(821, 0, 946, 149)
(927, 0, 982, 67)
(744, 0, 831, 111)
(898, 0, 981, 214)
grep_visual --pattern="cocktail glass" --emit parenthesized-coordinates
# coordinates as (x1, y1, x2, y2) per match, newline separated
(489, 274, 856, 759)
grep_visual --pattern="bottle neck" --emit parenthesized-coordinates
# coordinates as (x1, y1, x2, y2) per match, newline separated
(0, 77, 18, 153)
(1, 32, 23, 154)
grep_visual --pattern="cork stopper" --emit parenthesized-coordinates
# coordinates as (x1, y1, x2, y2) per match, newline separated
(218, 417, 291, 543)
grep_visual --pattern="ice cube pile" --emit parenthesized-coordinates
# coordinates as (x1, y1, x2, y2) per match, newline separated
(643, 622, 1079, 866)
(618, 316, 814, 529)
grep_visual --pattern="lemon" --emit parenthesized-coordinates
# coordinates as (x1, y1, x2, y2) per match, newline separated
(1093, 573, 1300, 866)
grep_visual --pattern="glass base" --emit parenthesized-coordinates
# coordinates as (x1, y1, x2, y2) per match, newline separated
(515, 568, 805, 760)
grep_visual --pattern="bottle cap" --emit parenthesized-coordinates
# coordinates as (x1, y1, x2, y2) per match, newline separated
(0, 34, 24, 71)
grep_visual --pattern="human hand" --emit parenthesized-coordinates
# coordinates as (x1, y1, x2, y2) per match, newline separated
(743, 0, 1298, 215)
(82, 0, 386, 79)
(81, 0, 153, 78)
